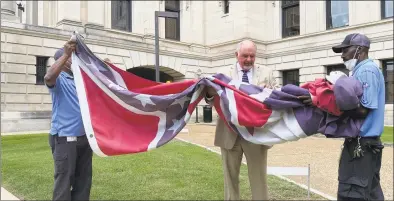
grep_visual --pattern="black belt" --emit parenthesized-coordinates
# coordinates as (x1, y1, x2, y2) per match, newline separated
(345, 136, 380, 141)
(54, 134, 86, 143)
(345, 136, 382, 147)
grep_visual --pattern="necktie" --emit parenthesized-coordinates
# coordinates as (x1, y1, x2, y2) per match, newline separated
(242, 70, 249, 83)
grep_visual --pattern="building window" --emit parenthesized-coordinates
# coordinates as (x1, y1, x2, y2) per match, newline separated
(282, 69, 299, 86)
(326, 64, 349, 76)
(36, 56, 49, 85)
(326, 0, 349, 29)
(111, 0, 132, 32)
(223, 0, 230, 14)
(382, 0, 393, 19)
(282, 0, 300, 38)
(383, 59, 393, 103)
(165, 0, 180, 41)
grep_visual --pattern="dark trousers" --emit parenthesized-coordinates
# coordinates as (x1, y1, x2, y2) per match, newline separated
(49, 134, 93, 201)
(337, 137, 384, 201)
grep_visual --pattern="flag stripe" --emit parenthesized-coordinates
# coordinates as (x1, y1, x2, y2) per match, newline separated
(71, 54, 107, 157)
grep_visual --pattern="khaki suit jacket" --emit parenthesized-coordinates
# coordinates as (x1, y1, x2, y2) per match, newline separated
(213, 63, 277, 149)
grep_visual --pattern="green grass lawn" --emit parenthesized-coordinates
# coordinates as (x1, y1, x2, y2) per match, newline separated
(382, 126, 393, 143)
(1, 134, 325, 200)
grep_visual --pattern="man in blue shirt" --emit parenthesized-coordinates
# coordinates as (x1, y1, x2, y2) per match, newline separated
(299, 33, 385, 201)
(45, 39, 93, 201)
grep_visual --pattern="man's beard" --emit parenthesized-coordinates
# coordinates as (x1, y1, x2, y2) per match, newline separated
(242, 65, 254, 70)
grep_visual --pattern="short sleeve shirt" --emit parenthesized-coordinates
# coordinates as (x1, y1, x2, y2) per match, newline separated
(47, 72, 85, 137)
(351, 59, 385, 137)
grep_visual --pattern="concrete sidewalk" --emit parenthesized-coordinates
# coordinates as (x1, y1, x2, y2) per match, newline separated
(179, 123, 394, 200)
(1, 187, 19, 200)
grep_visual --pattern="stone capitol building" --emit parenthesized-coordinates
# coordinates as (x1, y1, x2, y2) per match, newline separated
(1, 0, 393, 133)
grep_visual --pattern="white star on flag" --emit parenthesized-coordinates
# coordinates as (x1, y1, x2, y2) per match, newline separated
(133, 94, 155, 107)
(170, 96, 191, 109)
(217, 89, 224, 96)
(168, 118, 183, 133)
(108, 82, 125, 91)
(250, 88, 273, 102)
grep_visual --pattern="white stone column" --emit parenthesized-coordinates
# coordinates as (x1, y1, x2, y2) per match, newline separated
(1, 1, 19, 22)
(145, 1, 162, 36)
(55, 0, 83, 31)
(42, 1, 53, 27)
(180, 1, 191, 42)
(1, 1, 16, 16)
(37, 1, 44, 26)
(25, 0, 32, 24)
(104, 1, 111, 29)
(25, 0, 38, 25)
(85, 1, 105, 28)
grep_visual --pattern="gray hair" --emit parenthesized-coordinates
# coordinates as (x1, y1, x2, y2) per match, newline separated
(236, 40, 257, 54)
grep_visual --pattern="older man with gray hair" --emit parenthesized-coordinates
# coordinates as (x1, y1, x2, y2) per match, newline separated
(205, 39, 277, 200)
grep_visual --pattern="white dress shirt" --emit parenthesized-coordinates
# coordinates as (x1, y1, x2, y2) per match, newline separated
(206, 63, 254, 101)
(237, 63, 253, 83)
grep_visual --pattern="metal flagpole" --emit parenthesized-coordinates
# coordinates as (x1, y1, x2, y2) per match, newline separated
(307, 163, 310, 199)
(154, 11, 179, 82)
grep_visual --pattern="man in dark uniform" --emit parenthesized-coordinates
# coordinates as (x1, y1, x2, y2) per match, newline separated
(299, 33, 385, 201)
(45, 38, 93, 200)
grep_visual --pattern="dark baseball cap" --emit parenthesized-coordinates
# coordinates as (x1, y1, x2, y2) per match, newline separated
(332, 33, 370, 53)
(54, 47, 64, 61)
